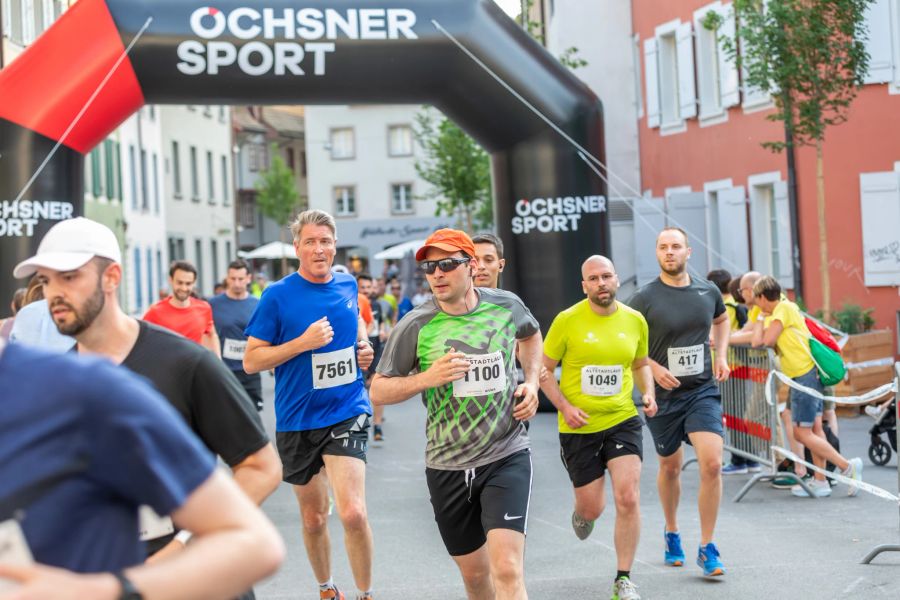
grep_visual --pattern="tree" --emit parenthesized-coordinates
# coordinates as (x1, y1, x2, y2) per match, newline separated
(413, 110, 492, 233)
(706, 0, 872, 318)
(256, 144, 303, 274)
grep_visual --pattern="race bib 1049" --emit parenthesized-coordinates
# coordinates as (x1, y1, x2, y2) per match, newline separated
(452, 351, 507, 397)
(580, 365, 623, 396)
(312, 346, 357, 390)
(667, 344, 704, 377)
(0, 519, 33, 593)
(222, 338, 248, 361)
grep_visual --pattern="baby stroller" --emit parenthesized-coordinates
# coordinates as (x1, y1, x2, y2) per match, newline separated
(868, 397, 897, 466)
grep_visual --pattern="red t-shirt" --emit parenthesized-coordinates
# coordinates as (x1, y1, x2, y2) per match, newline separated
(359, 293, 373, 326)
(143, 297, 215, 344)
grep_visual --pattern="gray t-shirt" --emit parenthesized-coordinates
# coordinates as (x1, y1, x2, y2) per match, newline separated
(377, 288, 539, 470)
(627, 277, 725, 405)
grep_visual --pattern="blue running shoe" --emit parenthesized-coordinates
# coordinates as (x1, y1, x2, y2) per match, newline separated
(664, 530, 685, 566)
(697, 542, 725, 577)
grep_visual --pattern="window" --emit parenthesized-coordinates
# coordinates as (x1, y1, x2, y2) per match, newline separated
(391, 183, 414, 214)
(171, 141, 182, 198)
(4, 0, 24, 44)
(748, 173, 793, 288)
(862, 0, 895, 84)
(633, 35, 644, 119)
(693, 2, 740, 123)
(206, 150, 215, 204)
(218, 106, 226, 122)
(330, 128, 355, 160)
(190, 145, 199, 201)
(90, 147, 102, 198)
(133, 248, 143, 313)
(286, 147, 296, 170)
(168, 236, 185, 262)
(194, 239, 204, 291)
(388, 125, 413, 157)
(156, 248, 163, 293)
(645, 20, 696, 131)
(104, 140, 117, 201)
(334, 186, 356, 216)
(239, 191, 256, 228)
(211, 239, 219, 287)
(146, 248, 154, 309)
(859, 171, 900, 286)
(221, 155, 230, 205)
(152, 153, 160, 214)
(225, 240, 233, 263)
(129, 145, 138, 209)
(300, 150, 307, 177)
(140, 148, 149, 210)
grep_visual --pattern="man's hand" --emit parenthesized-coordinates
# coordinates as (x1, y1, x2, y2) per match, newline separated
(560, 401, 589, 429)
(714, 355, 731, 382)
(298, 317, 333, 351)
(0, 563, 119, 600)
(357, 341, 374, 371)
(144, 538, 186, 565)
(512, 382, 539, 421)
(424, 352, 471, 388)
(641, 394, 659, 418)
(650, 361, 681, 390)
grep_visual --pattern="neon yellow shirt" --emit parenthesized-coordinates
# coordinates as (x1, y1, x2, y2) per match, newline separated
(544, 300, 648, 434)
(723, 294, 740, 331)
(764, 300, 815, 378)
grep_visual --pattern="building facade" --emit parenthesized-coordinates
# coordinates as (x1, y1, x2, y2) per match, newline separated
(633, 0, 900, 349)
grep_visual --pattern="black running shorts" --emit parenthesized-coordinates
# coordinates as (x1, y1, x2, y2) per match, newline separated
(559, 416, 644, 488)
(276, 414, 369, 485)
(425, 449, 532, 556)
(645, 383, 724, 457)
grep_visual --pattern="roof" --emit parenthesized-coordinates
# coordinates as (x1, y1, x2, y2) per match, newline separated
(261, 107, 305, 138)
(232, 106, 267, 133)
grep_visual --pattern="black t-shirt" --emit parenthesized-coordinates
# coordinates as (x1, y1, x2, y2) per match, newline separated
(627, 276, 726, 403)
(369, 299, 384, 348)
(122, 321, 269, 467)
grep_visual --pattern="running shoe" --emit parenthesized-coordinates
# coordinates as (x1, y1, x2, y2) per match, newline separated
(843, 457, 863, 497)
(865, 405, 884, 420)
(790, 480, 832, 497)
(771, 475, 797, 489)
(571, 511, 594, 540)
(746, 461, 762, 473)
(697, 542, 725, 577)
(664, 529, 685, 566)
(320, 586, 345, 600)
(611, 576, 641, 600)
(721, 463, 748, 475)
(356, 594, 373, 600)
(373, 425, 383, 442)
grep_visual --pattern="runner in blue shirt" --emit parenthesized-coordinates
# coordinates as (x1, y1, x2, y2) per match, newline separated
(244, 210, 376, 600)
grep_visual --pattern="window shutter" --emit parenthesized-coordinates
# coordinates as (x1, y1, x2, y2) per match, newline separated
(863, 0, 894, 84)
(633, 197, 666, 285)
(676, 22, 697, 119)
(716, 186, 750, 274)
(667, 191, 708, 273)
(716, 5, 740, 107)
(643, 38, 661, 128)
(859, 171, 900, 286)
(773, 181, 794, 289)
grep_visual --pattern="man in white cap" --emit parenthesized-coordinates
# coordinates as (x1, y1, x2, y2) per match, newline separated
(14, 217, 282, 600)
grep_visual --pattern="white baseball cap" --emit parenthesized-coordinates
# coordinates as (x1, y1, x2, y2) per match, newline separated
(13, 217, 122, 279)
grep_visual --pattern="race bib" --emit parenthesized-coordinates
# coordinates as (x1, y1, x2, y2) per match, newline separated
(581, 365, 623, 396)
(452, 351, 507, 397)
(222, 338, 248, 361)
(0, 520, 33, 593)
(138, 505, 174, 541)
(312, 346, 357, 389)
(668, 344, 704, 377)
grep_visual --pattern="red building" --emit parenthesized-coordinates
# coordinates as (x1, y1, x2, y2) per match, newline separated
(632, 0, 900, 351)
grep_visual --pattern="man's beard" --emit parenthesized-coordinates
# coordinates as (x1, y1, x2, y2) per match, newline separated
(173, 289, 191, 301)
(589, 289, 616, 308)
(52, 285, 105, 336)
(660, 260, 686, 277)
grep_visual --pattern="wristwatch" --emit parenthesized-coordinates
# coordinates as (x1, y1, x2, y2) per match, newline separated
(113, 572, 144, 600)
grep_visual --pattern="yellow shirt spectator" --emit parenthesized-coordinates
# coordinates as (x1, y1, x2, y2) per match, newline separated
(722, 293, 740, 331)
(764, 300, 815, 378)
(543, 300, 647, 434)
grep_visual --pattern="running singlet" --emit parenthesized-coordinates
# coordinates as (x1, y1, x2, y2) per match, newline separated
(544, 300, 648, 434)
(143, 297, 214, 344)
(377, 288, 540, 470)
(627, 277, 725, 405)
(208, 294, 259, 371)
(244, 272, 370, 431)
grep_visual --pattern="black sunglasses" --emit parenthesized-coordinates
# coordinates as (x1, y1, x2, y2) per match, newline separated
(419, 257, 470, 275)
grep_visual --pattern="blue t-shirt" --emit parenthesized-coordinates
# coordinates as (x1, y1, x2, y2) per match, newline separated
(8, 300, 75, 352)
(0, 344, 215, 573)
(209, 293, 260, 371)
(244, 272, 371, 431)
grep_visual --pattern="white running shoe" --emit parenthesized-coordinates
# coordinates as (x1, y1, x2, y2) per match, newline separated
(865, 405, 884, 420)
(843, 457, 864, 497)
(791, 480, 832, 497)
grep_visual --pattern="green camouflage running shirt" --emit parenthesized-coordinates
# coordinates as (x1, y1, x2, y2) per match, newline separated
(377, 288, 539, 470)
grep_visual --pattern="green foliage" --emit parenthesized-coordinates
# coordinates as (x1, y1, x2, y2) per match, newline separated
(713, 0, 873, 152)
(413, 111, 492, 233)
(520, 0, 588, 70)
(832, 303, 875, 334)
(255, 145, 300, 227)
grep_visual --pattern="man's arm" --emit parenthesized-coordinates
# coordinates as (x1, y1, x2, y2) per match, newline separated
(752, 315, 782, 349)
(231, 443, 281, 505)
(202, 329, 221, 358)
(539, 355, 588, 429)
(711, 312, 731, 382)
(243, 317, 333, 374)
(370, 351, 470, 406)
(0, 471, 284, 600)
(631, 356, 658, 417)
(512, 332, 542, 421)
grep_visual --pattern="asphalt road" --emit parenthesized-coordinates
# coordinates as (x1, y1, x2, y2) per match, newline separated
(252, 374, 900, 599)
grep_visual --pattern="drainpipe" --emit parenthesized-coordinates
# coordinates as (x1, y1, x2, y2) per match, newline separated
(0, 9, 6, 69)
(784, 120, 804, 302)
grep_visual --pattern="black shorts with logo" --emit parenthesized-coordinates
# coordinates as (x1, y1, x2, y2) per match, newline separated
(645, 382, 724, 457)
(276, 414, 369, 485)
(425, 449, 532, 557)
(559, 416, 644, 488)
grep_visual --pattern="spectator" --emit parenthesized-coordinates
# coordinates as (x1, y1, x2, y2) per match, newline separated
(8, 274, 75, 352)
(390, 280, 414, 321)
(0, 287, 26, 340)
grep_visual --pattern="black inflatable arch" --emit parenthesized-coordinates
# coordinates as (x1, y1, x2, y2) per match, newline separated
(0, 0, 607, 328)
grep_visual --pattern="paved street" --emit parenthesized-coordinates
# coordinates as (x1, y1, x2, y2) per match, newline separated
(254, 374, 900, 599)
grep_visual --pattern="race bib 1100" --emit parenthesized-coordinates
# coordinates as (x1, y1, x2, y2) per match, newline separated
(312, 346, 357, 389)
(0, 519, 33, 593)
(581, 365, 623, 396)
(453, 351, 507, 397)
(668, 344, 704, 377)
(222, 338, 248, 361)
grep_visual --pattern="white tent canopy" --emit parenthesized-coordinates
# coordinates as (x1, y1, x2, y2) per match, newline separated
(239, 241, 295, 260)
(373, 239, 425, 260)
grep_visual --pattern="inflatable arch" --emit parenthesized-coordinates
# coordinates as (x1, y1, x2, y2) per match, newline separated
(0, 0, 607, 328)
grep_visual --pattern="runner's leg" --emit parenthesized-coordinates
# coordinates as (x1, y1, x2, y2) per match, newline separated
(323, 454, 373, 592)
(606, 455, 642, 572)
(656, 447, 683, 534)
(451, 546, 495, 600)
(686, 431, 723, 545)
(572, 476, 606, 521)
(485, 528, 527, 600)
(293, 473, 332, 584)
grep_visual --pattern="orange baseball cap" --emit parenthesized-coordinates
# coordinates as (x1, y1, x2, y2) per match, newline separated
(415, 229, 477, 261)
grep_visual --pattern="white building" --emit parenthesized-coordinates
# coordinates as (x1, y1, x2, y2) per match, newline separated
(304, 104, 452, 276)
(161, 105, 236, 297)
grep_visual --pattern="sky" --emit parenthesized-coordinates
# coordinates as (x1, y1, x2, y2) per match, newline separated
(493, 0, 521, 18)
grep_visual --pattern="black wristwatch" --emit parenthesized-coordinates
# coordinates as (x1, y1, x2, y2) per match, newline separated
(113, 572, 144, 600)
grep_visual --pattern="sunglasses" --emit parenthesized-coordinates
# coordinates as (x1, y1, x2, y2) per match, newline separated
(419, 257, 470, 275)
